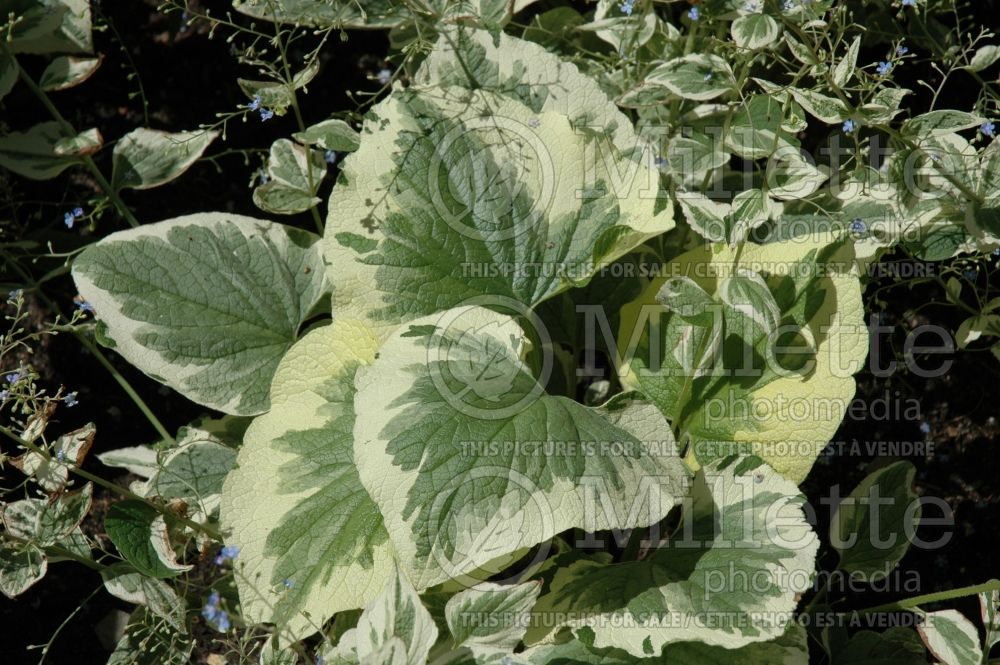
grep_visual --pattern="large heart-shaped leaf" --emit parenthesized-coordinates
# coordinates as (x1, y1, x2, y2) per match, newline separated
(71, 213, 327, 415)
(324, 28, 671, 340)
(221, 319, 394, 638)
(353, 306, 690, 589)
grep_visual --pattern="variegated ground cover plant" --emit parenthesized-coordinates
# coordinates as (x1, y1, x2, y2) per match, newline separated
(3, 0, 1000, 663)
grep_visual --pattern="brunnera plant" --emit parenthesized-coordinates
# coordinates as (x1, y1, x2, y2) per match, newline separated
(3, 0, 1000, 663)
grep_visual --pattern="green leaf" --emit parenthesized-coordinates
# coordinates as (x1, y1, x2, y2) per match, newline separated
(901, 111, 984, 138)
(326, 29, 672, 339)
(8, 0, 93, 55)
(646, 54, 735, 101)
(106, 607, 193, 665)
(237, 58, 320, 111)
(0, 121, 77, 180)
(53, 127, 102, 157)
(102, 563, 187, 633)
(97, 445, 159, 478)
(918, 610, 983, 665)
(232, 0, 407, 29)
(39, 55, 102, 91)
(445, 581, 541, 654)
(0, 543, 46, 598)
(765, 147, 828, 201)
(726, 95, 797, 159)
(676, 192, 729, 243)
(831, 627, 927, 664)
(524, 623, 809, 663)
(71, 214, 327, 415)
(143, 437, 236, 520)
(353, 306, 690, 588)
(16, 422, 95, 491)
(104, 500, 191, 578)
(355, 566, 439, 665)
(833, 36, 861, 87)
(619, 237, 867, 483)
(0, 51, 17, 101)
(731, 13, 780, 51)
(860, 88, 911, 124)
(831, 461, 921, 580)
(526, 458, 818, 655)
(788, 88, 849, 124)
(955, 314, 1000, 348)
(727, 188, 778, 244)
(964, 45, 1000, 72)
(253, 139, 326, 215)
(666, 131, 726, 190)
(110, 128, 218, 191)
(980, 588, 1000, 652)
(2, 483, 93, 546)
(221, 320, 394, 638)
(292, 119, 361, 152)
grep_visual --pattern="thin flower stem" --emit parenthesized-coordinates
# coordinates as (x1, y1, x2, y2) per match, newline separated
(0, 249, 175, 445)
(0, 425, 221, 540)
(74, 333, 176, 445)
(858, 578, 1000, 614)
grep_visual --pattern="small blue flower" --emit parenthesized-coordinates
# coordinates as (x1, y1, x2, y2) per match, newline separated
(654, 156, 667, 168)
(964, 268, 978, 281)
(0, 389, 9, 401)
(215, 544, 240, 565)
(202, 591, 221, 621)
(64, 212, 76, 228)
(744, 1, 760, 11)
(74, 295, 94, 313)
(902, 0, 916, 6)
(72, 207, 83, 218)
(260, 108, 274, 122)
(783, 0, 796, 9)
(919, 421, 931, 435)
(850, 218, 866, 234)
(992, 247, 1000, 256)
(703, 70, 713, 82)
(688, 6, 700, 21)
(324, 149, 338, 165)
(256, 168, 269, 186)
(843, 119, 857, 133)
(56, 449, 67, 462)
(6, 372, 20, 384)
(315, 656, 325, 665)
(282, 578, 294, 589)
(215, 610, 230, 632)
(876, 61, 893, 76)
(619, 0, 635, 15)
(248, 94, 261, 112)
(981, 121, 996, 138)
(897, 43, 909, 56)
(7, 289, 22, 302)
(377, 68, 392, 86)
(63, 392, 78, 407)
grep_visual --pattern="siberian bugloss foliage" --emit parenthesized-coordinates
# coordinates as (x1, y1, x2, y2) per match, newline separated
(2, 0, 1000, 663)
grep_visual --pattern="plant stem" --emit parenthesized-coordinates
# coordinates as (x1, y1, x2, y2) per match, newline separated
(0, 249, 174, 445)
(6, 47, 141, 229)
(74, 332, 175, 444)
(858, 578, 1000, 614)
(0, 425, 221, 540)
